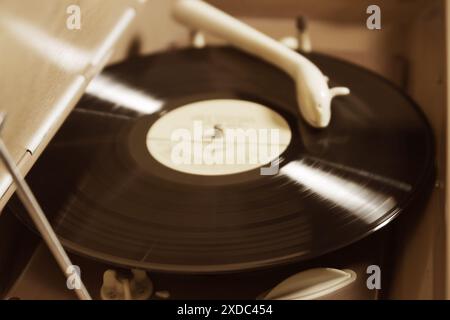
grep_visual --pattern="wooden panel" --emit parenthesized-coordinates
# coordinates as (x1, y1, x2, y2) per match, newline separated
(110, 0, 189, 63)
(0, 0, 144, 210)
(206, 0, 429, 24)
(384, 0, 447, 299)
(446, 0, 450, 300)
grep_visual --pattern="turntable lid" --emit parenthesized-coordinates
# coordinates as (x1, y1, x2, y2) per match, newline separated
(0, 0, 144, 211)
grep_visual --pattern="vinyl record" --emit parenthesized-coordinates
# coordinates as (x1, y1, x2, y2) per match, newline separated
(10, 47, 434, 273)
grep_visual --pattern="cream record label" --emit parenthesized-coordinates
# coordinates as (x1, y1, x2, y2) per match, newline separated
(146, 99, 292, 175)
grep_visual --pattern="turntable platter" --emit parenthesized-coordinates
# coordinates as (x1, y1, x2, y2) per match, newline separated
(10, 47, 434, 273)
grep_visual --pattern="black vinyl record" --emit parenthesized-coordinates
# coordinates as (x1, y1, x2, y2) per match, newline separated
(10, 47, 434, 273)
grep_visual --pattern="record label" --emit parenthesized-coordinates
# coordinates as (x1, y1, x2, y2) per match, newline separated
(146, 99, 292, 175)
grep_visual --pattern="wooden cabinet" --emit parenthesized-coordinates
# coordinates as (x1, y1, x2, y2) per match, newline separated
(0, 0, 145, 209)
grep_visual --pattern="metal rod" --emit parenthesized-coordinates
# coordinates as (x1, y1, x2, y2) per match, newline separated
(0, 119, 91, 300)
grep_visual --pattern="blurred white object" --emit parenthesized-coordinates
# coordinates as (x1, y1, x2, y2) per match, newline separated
(263, 268, 357, 300)
(191, 30, 206, 48)
(279, 36, 299, 50)
(172, 0, 350, 128)
(101, 269, 153, 300)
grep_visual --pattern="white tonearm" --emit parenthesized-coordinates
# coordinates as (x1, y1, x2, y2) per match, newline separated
(172, 0, 350, 128)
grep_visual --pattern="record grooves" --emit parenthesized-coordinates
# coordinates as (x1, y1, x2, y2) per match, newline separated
(9, 47, 434, 273)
